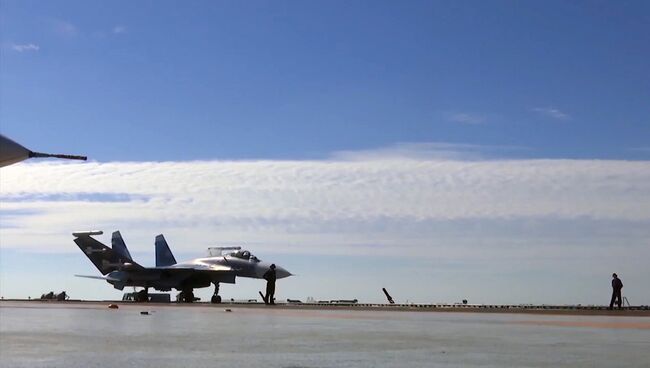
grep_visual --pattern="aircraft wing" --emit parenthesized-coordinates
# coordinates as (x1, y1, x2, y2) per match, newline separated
(153, 262, 237, 284)
(157, 263, 234, 272)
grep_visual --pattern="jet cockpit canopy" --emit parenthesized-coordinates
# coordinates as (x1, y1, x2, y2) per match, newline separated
(207, 246, 260, 262)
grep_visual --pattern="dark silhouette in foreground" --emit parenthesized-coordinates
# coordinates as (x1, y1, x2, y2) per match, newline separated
(609, 273, 623, 310)
(263, 264, 277, 305)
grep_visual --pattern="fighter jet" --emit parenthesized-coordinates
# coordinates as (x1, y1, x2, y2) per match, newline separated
(73, 230, 291, 303)
(0, 134, 86, 167)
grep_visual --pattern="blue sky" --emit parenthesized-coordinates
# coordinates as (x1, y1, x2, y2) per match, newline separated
(1, 1, 649, 304)
(2, 0, 649, 161)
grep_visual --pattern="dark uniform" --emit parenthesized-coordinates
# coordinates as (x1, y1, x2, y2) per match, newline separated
(263, 265, 277, 305)
(609, 274, 623, 309)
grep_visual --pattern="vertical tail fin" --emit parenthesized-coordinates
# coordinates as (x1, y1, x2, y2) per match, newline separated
(74, 232, 142, 275)
(155, 234, 177, 267)
(111, 231, 133, 261)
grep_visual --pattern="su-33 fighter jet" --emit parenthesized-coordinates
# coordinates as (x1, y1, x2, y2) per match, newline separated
(73, 230, 291, 303)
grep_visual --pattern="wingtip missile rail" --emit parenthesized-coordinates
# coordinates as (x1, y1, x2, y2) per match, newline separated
(72, 230, 104, 237)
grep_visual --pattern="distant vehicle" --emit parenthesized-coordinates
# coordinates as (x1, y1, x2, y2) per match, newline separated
(73, 230, 292, 303)
(0, 134, 86, 167)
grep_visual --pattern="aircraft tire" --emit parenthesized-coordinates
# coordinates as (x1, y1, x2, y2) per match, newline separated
(211, 295, 222, 304)
(136, 289, 148, 303)
(183, 290, 194, 303)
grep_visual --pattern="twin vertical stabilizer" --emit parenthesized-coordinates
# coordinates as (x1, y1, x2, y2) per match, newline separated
(155, 234, 177, 267)
(111, 231, 133, 261)
(75, 230, 178, 270)
(73, 230, 142, 275)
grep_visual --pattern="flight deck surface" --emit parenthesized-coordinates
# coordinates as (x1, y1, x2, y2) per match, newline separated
(1, 300, 649, 368)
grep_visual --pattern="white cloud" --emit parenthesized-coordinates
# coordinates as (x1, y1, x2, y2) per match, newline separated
(330, 142, 524, 161)
(1, 155, 648, 252)
(533, 107, 570, 120)
(11, 43, 40, 52)
(1, 150, 648, 303)
(53, 20, 78, 36)
(446, 112, 485, 124)
(112, 25, 127, 34)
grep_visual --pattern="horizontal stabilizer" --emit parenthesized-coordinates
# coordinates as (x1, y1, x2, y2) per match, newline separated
(155, 234, 177, 267)
(75, 274, 120, 282)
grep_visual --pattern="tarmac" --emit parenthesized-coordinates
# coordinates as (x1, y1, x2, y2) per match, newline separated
(1, 300, 649, 368)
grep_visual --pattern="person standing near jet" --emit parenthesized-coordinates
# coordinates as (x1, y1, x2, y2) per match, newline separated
(609, 273, 624, 310)
(263, 264, 277, 305)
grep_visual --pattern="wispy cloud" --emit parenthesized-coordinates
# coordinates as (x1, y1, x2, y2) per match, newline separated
(1, 151, 648, 254)
(1, 146, 648, 303)
(53, 20, 78, 36)
(629, 147, 650, 153)
(446, 112, 486, 124)
(112, 25, 127, 34)
(330, 142, 525, 161)
(11, 43, 40, 52)
(532, 107, 570, 120)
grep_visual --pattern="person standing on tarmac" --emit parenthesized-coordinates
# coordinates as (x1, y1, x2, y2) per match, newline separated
(263, 264, 277, 305)
(609, 273, 624, 310)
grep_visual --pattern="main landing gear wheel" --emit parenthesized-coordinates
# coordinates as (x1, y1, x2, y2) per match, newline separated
(135, 288, 149, 302)
(211, 282, 221, 304)
(179, 289, 195, 303)
(185, 290, 194, 303)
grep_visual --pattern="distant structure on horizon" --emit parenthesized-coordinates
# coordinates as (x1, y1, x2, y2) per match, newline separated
(0, 134, 87, 167)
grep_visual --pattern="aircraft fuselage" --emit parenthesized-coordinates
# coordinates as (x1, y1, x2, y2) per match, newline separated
(105, 255, 290, 292)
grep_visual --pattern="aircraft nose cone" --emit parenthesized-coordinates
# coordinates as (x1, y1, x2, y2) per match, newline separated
(276, 266, 292, 279)
(257, 263, 292, 279)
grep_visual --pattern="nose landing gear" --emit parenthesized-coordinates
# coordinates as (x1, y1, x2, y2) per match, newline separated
(211, 282, 222, 304)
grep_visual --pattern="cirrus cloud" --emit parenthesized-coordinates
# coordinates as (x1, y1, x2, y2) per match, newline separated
(112, 25, 127, 34)
(11, 43, 40, 52)
(1, 152, 648, 254)
(533, 107, 570, 120)
(446, 112, 486, 124)
(1, 146, 648, 304)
